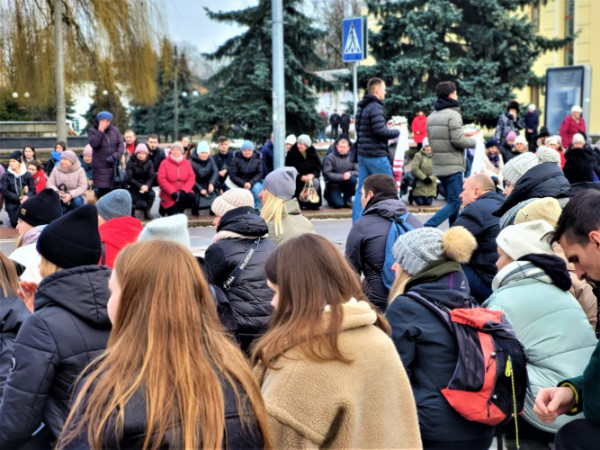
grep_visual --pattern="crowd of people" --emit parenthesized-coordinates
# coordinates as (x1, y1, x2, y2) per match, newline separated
(0, 79, 599, 449)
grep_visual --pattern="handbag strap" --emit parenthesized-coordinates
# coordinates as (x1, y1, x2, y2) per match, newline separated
(223, 238, 261, 291)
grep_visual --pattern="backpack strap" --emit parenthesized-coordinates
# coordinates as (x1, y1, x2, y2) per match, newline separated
(403, 291, 453, 329)
(223, 238, 261, 291)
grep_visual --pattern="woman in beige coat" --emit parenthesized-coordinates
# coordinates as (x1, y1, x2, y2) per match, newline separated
(47, 150, 88, 213)
(252, 234, 421, 449)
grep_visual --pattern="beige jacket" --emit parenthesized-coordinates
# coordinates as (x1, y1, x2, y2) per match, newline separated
(254, 300, 422, 449)
(482, 152, 505, 186)
(267, 199, 316, 246)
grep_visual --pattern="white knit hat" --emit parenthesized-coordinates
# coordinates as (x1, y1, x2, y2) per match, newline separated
(211, 188, 254, 217)
(285, 134, 297, 145)
(496, 220, 553, 261)
(514, 135, 528, 146)
(138, 214, 190, 249)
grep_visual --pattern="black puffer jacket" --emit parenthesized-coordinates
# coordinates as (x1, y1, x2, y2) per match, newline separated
(204, 207, 275, 353)
(211, 151, 234, 187)
(322, 141, 358, 185)
(345, 199, 422, 312)
(125, 157, 154, 190)
(148, 148, 166, 186)
(285, 144, 323, 208)
(0, 166, 35, 204)
(190, 152, 219, 191)
(0, 295, 30, 400)
(0, 266, 111, 446)
(355, 94, 399, 158)
(64, 375, 264, 449)
(493, 162, 571, 217)
(228, 151, 263, 187)
(453, 191, 505, 285)
(386, 260, 495, 443)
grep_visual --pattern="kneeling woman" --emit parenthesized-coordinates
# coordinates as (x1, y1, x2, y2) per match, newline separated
(251, 234, 421, 448)
(58, 240, 269, 449)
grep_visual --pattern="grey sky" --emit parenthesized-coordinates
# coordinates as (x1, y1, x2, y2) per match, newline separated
(164, 0, 259, 53)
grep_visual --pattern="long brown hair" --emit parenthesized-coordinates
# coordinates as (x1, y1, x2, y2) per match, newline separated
(58, 240, 270, 450)
(0, 251, 19, 297)
(251, 234, 390, 369)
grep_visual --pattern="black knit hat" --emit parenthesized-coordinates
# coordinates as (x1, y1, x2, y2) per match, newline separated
(36, 204, 102, 269)
(563, 148, 595, 184)
(18, 189, 63, 227)
(9, 150, 22, 163)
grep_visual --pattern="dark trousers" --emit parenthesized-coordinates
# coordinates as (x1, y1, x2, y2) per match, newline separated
(325, 177, 357, 208)
(130, 189, 156, 211)
(97, 187, 112, 199)
(414, 196, 434, 206)
(555, 419, 600, 450)
(159, 192, 195, 216)
(6, 202, 20, 228)
(330, 124, 339, 139)
(462, 264, 493, 304)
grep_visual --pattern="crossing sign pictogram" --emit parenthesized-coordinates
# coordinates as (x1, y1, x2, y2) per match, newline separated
(342, 17, 367, 62)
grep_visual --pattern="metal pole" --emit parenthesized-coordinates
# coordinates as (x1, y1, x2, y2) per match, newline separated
(173, 46, 179, 142)
(272, 0, 286, 169)
(353, 62, 358, 118)
(54, 0, 67, 142)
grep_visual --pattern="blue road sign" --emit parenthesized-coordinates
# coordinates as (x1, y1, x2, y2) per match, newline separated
(342, 17, 366, 62)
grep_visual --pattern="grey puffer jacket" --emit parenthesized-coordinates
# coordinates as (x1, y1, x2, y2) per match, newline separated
(322, 144, 358, 185)
(355, 94, 399, 158)
(426, 97, 475, 177)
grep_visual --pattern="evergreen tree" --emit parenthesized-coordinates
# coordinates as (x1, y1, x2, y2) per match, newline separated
(84, 60, 130, 132)
(200, 0, 332, 142)
(361, 0, 573, 127)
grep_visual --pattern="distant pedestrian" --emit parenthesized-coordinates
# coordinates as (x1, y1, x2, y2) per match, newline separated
(123, 129, 138, 157)
(524, 104, 539, 149)
(87, 111, 125, 198)
(190, 141, 219, 214)
(46, 150, 87, 214)
(500, 130, 518, 163)
(482, 139, 504, 187)
(411, 110, 428, 150)
(78, 145, 93, 187)
(352, 77, 399, 221)
(495, 100, 523, 146)
(22, 146, 36, 166)
(329, 109, 341, 140)
(559, 105, 586, 149)
(1, 151, 35, 228)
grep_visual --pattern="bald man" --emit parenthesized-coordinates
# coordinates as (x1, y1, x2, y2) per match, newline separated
(454, 174, 505, 303)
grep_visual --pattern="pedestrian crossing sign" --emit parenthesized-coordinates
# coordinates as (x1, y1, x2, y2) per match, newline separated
(342, 17, 367, 62)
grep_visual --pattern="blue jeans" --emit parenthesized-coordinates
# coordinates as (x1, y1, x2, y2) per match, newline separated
(61, 195, 84, 214)
(352, 155, 394, 222)
(250, 181, 263, 210)
(325, 176, 357, 208)
(424, 172, 463, 227)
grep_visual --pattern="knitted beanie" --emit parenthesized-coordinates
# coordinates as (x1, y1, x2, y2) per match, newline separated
(170, 142, 184, 153)
(211, 188, 254, 217)
(83, 144, 93, 156)
(393, 226, 477, 276)
(263, 167, 298, 201)
(422, 137, 429, 147)
(36, 204, 102, 269)
(196, 141, 210, 154)
(514, 197, 562, 228)
(536, 146, 561, 165)
(61, 150, 78, 164)
(96, 189, 132, 221)
(285, 134, 297, 145)
(134, 143, 149, 155)
(18, 189, 62, 228)
(514, 135, 528, 146)
(138, 214, 190, 249)
(496, 219, 553, 261)
(563, 147, 595, 184)
(502, 152, 539, 186)
(96, 111, 113, 122)
(572, 133, 586, 145)
(485, 139, 499, 149)
(297, 134, 312, 148)
(505, 131, 517, 142)
(9, 150, 21, 162)
(240, 140, 255, 151)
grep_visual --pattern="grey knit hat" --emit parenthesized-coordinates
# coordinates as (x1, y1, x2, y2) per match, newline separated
(502, 147, 560, 186)
(496, 220, 553, 261)
(263, 167, 298, 201)
(138, 214, 190, 249)
(297, 134, 312, 148)
(392, 228, 444, 276)
(96, 189, 132, 221)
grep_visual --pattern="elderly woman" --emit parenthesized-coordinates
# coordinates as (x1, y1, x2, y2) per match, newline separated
(157, 142, 195, 216)
(482, 138, 504, 187)
(559, 105, 586, 149)
(285, 134, 322, 210)
(46, 150, 88, 214)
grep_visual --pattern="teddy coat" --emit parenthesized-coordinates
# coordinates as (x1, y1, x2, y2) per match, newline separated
(483, 260, 598, 433)
(411, 149, 437, 198)
(254, 300, 422, 449)
(266, 199, 316, 246)
(157, 154, 195, 210)
(46, 159, 88, 199)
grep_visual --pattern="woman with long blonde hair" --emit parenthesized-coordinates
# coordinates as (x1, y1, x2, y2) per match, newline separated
(58, 240, 269, 449)
(251, 234, 421, 448)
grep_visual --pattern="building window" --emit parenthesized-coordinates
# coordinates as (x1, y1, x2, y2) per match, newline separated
(564, 0, 574, 65)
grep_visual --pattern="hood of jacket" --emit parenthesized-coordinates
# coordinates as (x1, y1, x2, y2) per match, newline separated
(55, 158, 82, 174)
(99, 216, 143, 247)
(34, 265, 112, 327)
(358, 93, 382, 109)
(7, 163, 27, 177)
(363, 198, 408, 219)
(217, 206, 268, 237)
(331, 138, 352, 159)
(433, 96, 460, 112)
(405, 259, 472, 309)
(0, 295, 30, 333)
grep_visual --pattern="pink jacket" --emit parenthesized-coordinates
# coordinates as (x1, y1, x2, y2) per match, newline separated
(157, 155, 195, 209)
(47, 159, 88, 198)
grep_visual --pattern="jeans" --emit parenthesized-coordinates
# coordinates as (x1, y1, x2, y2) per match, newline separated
(325, 177, 357, 208)
(352, 155, 394, 222)
(318, 129, 326, 142)
(61, 195, 84, 214)
(414, 196, 434, 206)
(424, 172, 463, 227)
(461, 264, 493, 304)
(250, 181, 263, 210)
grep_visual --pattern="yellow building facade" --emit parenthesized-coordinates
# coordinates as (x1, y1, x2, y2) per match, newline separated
(516, 0, 600, 135)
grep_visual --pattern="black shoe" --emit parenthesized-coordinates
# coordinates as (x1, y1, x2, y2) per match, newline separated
(144, 208, 151, 220)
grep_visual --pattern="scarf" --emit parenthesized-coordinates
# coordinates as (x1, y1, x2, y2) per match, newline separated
(487, 152, 500, 168)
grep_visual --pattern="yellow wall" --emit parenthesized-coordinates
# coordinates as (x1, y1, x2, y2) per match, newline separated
(516, 0, 600, 135)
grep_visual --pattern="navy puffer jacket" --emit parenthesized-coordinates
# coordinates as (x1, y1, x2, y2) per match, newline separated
(0, 265, 111, 446)
(228, 151, 263, 187)
(355, 94, 399, 158)
(0, 295, 30, 400)
(453, 191, 505, 285)
(386, 260, 495, 443)
(345, 199, 422, 312)
(87, 120, 125, 188)
(204, 207, 275, 353)
(190, 152, 219, 191)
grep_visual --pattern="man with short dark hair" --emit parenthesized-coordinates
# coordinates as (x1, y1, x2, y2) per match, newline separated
(329, 109, 341, 140)
(211, 136, 233, 193)
(145, 134, 165, 187)
(424, 81, 476, 227)
(534, 190, 600, 449)
(352, 77, 400, 221)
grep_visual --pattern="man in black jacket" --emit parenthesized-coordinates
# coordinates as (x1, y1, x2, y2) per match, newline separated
(146, 134, 165, 187)
(454, 174, 504, 303)
(352, 78, 400, 222)
(329, 109, 341, 140)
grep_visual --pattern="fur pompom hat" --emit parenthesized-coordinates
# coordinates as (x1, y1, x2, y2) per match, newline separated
(392, 226, 477, 276)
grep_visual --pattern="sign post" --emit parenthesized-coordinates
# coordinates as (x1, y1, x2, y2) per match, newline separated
(342, 17, 367, 117)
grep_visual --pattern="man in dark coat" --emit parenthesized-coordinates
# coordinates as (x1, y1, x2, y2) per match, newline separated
(260, 133, 274, 177)
(87, 110, 125, 198)
(340, 113, 351, 137)
(345, 174, 422, 312)
(329, 109, 341, 140)
(146, 134, 165, 187)
(454, 173, 505, 303)
(352, 78, 400, 222)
